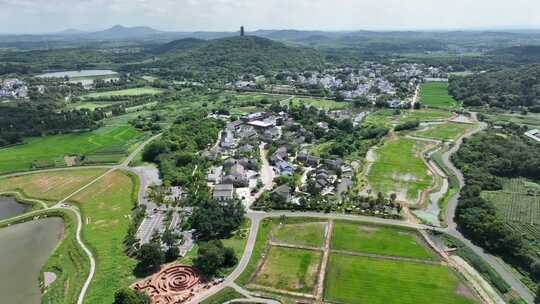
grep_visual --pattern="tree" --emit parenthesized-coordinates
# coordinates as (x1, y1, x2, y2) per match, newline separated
(190, 199, 245, 240)
(193, 240, 226, 277)
(165, 246, 180, 262)
(142, 141, 168, 162)
(136, 243, 164, 272)
(223, 247, 238, 267)
(536, 285, 540, 304)
(353, 96, 369, 108)
(113, 288, 150, 304)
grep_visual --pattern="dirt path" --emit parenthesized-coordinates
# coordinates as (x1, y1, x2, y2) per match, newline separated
(316, 220, 333, 301)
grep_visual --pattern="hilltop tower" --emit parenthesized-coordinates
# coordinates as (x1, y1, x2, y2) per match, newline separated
(240, 26, 245, 36)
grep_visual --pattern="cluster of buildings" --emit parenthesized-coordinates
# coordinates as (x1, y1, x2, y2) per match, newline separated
(232, 62, 452, 108)
(0, 78, 32, 100)
(205, 111, 289, 202)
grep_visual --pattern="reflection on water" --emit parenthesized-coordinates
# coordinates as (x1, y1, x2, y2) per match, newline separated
(0, 196, 30, 220)
(37, 69, 117, 78)
(0, 218, 64, 304)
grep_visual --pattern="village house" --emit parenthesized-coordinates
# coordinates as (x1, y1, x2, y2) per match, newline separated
(297, 152, 320, 167)
(272, 184, 292, 202)
(213, 184, 235, 202)
(222, 163, 249, 187)
(207, 166, 223, 184)
(276, 160, 294, 176)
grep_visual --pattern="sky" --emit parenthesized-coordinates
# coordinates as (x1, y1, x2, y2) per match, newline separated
(1, 0, 539, 34)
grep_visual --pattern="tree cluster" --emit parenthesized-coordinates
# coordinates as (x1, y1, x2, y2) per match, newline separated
(453, 130, 540, 284)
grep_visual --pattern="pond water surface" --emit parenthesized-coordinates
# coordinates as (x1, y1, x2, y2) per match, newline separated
(37, 69, 117, 78)
(0, 195, 30, 220)
(0, 218, 64, 304)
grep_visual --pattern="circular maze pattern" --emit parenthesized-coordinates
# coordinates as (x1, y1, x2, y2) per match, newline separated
(133, 265, 202, 303)
(154, 265, 200, 292)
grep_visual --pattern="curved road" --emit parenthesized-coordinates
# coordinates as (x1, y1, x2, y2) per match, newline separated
(0, 133, 162, 304)
(190, 115, 535, 304)
(1, 123, 535, 303)
(441, 119, 535, 303)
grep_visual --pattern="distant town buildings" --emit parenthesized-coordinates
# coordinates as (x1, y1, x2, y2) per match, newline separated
(0, 78, 29, 100)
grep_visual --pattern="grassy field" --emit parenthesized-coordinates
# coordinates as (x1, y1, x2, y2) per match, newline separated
(414, 122, 472, 141)
(363, 109, 396, 127)
(367, 138, 433, 202)
(481, 112, 540, 129)
(236, 217, 478, 304)
(399, 109, 454, 123)
(283, 97, 350, 110)
(0, 124, 142, 174)
(324, 254, 476, 304)
(420, 82, 459, 109)
(0, 168, 108, 206)
(252, 246, 321, 294)
(235, 217, 325, 286)
(70, 170, 139, 304)
(331, 221, 436, 260)
(236, 218, 279, 286)
(82, 87, 163, 99)
(273, 222, 326, 248)
(200, 287, 244, 304)
(481, 178, 540, 248)
(68, 101, 114, 110)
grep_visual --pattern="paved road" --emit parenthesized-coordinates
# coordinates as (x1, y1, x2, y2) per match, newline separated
(193, 114, 535, 304)
(2, 123, 535, 302)
(440, 119, 535, 303)
(0, 133, 164, 304)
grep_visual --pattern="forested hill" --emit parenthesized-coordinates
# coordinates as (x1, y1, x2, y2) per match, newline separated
(151, 38, 207, 54)
(489, 45, 540, 63)
(130, 36, 326, 81)
(449, 64, 540, 112)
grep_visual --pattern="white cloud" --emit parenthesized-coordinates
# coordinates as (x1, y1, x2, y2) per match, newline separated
(0, 0, 538, 33)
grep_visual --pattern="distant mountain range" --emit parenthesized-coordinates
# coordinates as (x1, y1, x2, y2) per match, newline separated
(1, 25, 540, 52)
(2, 24, 537, 41)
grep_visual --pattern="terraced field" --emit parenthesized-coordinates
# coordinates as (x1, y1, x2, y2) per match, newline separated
(0, 124, 142, 174)
(481, 178, 540, 248)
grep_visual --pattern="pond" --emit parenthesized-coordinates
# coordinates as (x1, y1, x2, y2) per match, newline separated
(0, 195, 30, 220)
(0, 218, 64, 304)
(36, 69, 117, 78)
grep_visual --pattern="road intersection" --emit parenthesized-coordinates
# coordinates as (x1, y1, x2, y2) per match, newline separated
(0, 118, 535, 303)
